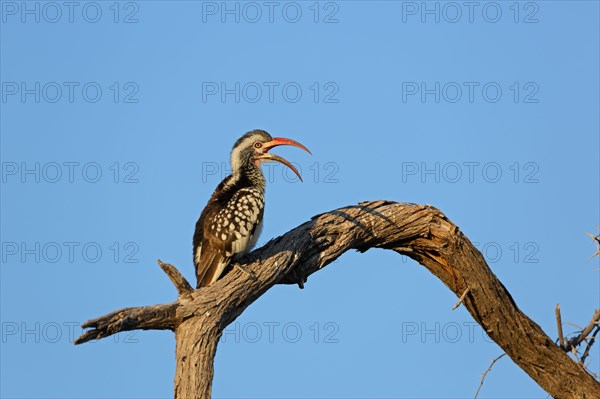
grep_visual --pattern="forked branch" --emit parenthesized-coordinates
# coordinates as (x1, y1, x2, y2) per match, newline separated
(76, 201, 600, 398)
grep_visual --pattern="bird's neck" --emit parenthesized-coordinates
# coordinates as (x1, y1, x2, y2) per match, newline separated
(232, 163, 265, 191)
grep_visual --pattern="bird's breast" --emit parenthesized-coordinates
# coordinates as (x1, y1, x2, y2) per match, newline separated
(206, 187, 265, 258)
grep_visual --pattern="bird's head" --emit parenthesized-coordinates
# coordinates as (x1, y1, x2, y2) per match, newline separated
(230, 130, 311, 181)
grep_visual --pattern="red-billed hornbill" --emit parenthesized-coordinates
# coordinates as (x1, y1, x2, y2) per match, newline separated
(193, 130, 311, 288)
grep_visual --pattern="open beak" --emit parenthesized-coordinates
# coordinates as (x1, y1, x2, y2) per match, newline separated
(256, 137, 312, 182)
(261, 137, 312, 155)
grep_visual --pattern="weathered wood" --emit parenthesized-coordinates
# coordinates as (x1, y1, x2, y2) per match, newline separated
(76, 201, 600, 398)
(158, 259, 194, 295)
(75, 302, 180, 344)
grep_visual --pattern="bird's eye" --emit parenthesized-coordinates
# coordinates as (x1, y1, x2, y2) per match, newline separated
(254, 142, 262, 149)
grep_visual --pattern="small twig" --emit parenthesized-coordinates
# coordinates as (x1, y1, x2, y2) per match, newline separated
(453, 287, 470, 310)
(556, 304, 565, 349)
(571, 347, 581, 363)
(474, 353, 506, 399)
(564, 309, 600, 351)
(157, 259, 194, 295)
(585, 230, 600, 258)
(566, 322, 584, 330)
(580, 325, 600, 366)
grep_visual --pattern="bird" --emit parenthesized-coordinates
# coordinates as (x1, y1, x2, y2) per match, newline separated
(193, 130, 311, 288)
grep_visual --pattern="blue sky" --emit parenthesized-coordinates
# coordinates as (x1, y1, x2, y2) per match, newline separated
(1, 1, 599, 398)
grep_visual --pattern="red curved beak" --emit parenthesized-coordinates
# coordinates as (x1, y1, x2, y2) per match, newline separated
(256, 137, 312, 182)
(261, 137, 312, 155)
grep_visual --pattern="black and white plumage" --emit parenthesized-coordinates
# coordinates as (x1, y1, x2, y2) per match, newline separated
(193, 130, 311, 288)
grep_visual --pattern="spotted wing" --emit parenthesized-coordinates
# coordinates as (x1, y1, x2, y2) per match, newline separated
(196, 188, 264, 287)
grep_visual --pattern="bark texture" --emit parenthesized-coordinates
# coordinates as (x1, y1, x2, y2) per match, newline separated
(75, 201, 600, 398)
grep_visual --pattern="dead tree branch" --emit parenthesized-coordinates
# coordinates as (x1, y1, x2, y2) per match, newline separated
(76, 201, 600, 398)
(75, 303, 180, 344)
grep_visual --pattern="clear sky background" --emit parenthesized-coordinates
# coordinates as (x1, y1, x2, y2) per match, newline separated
(1, 1, 599, 398)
